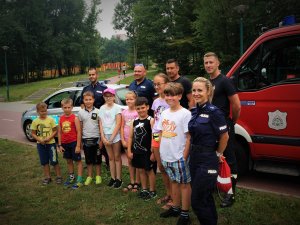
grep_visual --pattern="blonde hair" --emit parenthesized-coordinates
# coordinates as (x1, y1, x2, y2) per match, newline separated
(61, 98, 73, 106)
(36, 102, 47, 111)
(203, 52, 220, 62)
(125, 91, 137, 99)
(193, 77, 214, 103)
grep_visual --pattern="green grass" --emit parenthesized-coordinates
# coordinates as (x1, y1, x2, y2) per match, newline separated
(0, 70, 122, 102)
(0, 139, 299, 225)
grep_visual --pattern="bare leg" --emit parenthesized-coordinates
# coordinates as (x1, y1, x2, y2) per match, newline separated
(112, 141, 122, 180)
(105, 144, 116, 179)
(180, 183, 191, 211)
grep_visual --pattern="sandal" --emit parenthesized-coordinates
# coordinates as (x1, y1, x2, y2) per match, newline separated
(156, 195, 171, 205)
(131, 183, 140, 192)
(123, 183, 134, 192)
(162, 199, 173, 210)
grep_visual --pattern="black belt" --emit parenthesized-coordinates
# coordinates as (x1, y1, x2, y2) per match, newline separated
(191, 144, 215, 152)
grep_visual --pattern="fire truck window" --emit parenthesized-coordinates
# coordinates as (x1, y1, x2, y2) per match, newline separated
(237, 48, 260, 90)
(261, 35, 300, 84)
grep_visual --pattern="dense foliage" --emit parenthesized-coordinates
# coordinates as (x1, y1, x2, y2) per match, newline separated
(113, 0, 300, 74)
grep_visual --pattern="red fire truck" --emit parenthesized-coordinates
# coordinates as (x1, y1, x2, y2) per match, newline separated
(227, 24, 300, 176)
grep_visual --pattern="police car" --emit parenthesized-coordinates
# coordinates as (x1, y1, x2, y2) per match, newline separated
(21, 83, 129, 142)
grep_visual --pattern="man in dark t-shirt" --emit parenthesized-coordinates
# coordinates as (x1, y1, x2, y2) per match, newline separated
(165, 59, 194, 109)
(204, 52, 241, 208)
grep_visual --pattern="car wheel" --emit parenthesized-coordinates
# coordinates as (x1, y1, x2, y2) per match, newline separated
(24, 120, 35, 142)
(234, 139, 250, 176)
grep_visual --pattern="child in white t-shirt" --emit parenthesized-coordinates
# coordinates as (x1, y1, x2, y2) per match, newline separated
(99, 88, 122, 189)
(157, 83, 192, 225)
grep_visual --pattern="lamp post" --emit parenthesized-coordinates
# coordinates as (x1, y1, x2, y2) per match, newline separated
(2, 46, 9, 101)
(86, 37, 91, 68)
(234, 5, 248, 56)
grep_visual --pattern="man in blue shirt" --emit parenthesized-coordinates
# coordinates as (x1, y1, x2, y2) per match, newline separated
(129, 64, 155, 108)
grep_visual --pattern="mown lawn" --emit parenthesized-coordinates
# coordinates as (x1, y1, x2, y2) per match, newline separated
(0, 139, 299, 225)
(0, 70, 127, 102)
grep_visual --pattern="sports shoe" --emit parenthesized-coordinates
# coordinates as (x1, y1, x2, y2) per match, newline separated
(95, 176, 102, 185)
(144, 191, 157, 201)
(55, 176, 63, 184)
(107, 178, 116, 187)
(84, 176, 93, 186)
(138, 189, 149, 198)
(64, 177, 75, 186)
(113, 179, 123, 189)
(220, 194, 235, 208)
(72, 182, 83, 189)
(42, 178, 51, 185)
(177, 216, 191, 225)
(160, 207, 181, 218)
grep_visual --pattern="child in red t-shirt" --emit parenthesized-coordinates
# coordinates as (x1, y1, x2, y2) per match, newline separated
(57, 98, 83, 189)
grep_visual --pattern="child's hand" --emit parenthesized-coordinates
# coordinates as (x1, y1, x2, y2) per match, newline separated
(103, 138, 111, 146)
(75, 146, 80, 154)
(58, 146, 64, 153)
(39, 138, 45, 144)
(127, 151, 133, 159)
(99, 141, 103, 150)
(122, 140, 127, 148)
(150, 152, 156, 162)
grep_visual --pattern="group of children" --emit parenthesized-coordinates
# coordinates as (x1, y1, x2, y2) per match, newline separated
(31, 73, 192, 225)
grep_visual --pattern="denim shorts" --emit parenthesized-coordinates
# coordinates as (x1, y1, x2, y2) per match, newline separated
(37, 143, 59, 166)
(104, 133, 121, 144)
(162, 157, 191, 184)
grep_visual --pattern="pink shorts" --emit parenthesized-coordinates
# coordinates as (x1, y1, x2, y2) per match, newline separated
(151, 133, 160, 148)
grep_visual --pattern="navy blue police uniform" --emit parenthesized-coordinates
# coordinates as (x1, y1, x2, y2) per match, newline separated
(80, 82, 107, 109)
(129, 78, 155, 107)
(188, 102, 227, 225)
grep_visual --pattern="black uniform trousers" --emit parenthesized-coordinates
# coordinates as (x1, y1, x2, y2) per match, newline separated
(189, 150, 219, 225)
(223, 118, 238, 175)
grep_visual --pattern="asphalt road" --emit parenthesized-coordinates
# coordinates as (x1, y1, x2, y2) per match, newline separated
(0, 101, 299, 198)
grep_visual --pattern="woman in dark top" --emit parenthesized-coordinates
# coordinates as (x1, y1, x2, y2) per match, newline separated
(188, 77, 229, 225)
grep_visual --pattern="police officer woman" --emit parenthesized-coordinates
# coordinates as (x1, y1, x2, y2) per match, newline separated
(188, 77, 229, 225)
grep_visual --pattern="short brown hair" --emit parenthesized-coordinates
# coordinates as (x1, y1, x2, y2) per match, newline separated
(164, 82, 183, 96)
(36, 102, 47, 111)
(166, 58, 179, 67)
(83, 91, 94, 98)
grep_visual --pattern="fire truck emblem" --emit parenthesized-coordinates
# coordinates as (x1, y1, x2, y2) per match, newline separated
(268, 110, 287, 130)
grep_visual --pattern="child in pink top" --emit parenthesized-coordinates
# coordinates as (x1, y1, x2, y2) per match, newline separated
(121, 91, 140, 192)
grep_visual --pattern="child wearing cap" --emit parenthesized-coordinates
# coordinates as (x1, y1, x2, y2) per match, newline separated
(98, 88, 123, 188)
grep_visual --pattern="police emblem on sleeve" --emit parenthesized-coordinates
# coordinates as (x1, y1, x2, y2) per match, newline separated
(268, 110, 287, 130)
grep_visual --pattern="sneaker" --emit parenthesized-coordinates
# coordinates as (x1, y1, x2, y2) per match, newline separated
(113, 179, 123, 189)
(107, 178, 116, 187)
(84, 176, 93, 186)
(55, 176, 63, 184)
(220, 194, 235, 208)
(177, 216, 191, 225)
(144, 191, 157, 201)
(138, 189, 149, 198)
(72, 182, 83, 189)
(95, 176, 102, 185)
(160, 207, 181, 218)
(64, 177, 75, 186)
(42, 178, 51, 185)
